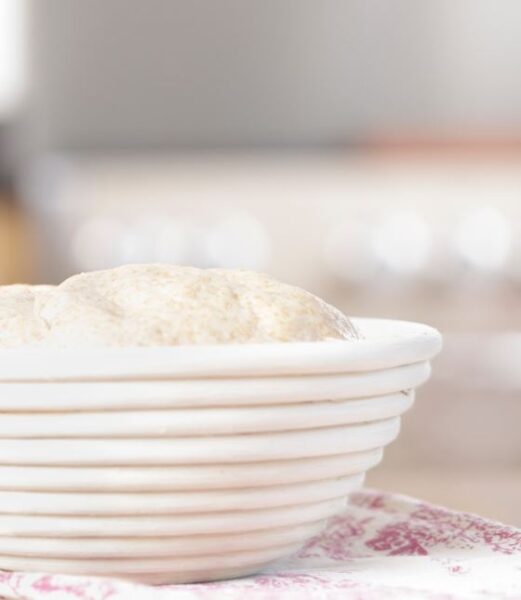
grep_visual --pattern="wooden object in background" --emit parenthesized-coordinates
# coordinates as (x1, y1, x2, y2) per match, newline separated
(0, 196, 33, 284)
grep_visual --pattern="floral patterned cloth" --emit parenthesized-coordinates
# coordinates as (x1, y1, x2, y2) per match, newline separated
(0, 488, 520, 600)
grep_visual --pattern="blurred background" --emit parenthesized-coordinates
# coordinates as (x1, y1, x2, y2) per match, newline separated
(0, 0, 520, 523)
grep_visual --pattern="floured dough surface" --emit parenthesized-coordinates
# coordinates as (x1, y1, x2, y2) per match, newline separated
(0, 264, 358, 347)
(0, 285, 53, 347)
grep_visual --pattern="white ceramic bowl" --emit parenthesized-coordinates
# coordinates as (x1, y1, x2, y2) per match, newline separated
(0, 317, 441, 583)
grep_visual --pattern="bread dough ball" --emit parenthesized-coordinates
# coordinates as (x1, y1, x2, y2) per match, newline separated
(0, 285, 53, 346)
(0, 264, 358, 347)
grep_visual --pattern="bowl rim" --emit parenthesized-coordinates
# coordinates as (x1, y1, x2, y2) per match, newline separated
(0, 318, 441, 381)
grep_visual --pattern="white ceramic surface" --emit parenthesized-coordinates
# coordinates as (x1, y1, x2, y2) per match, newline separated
(0, 497, 347, 536)
(0, 474, 363, 515)
(0, 418, 399, 465)
(0, 318, 441, 381)
(0, 449, 382, 491)
(0, 392, 414, 437)
(0, 521, 326, 558)
(0, 362, 429, 411)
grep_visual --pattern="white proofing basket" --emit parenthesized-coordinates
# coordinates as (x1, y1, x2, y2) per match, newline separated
(0, 317, 441, 584)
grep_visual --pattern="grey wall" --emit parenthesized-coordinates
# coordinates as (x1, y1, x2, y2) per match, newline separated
(27, 0, 521, 151)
